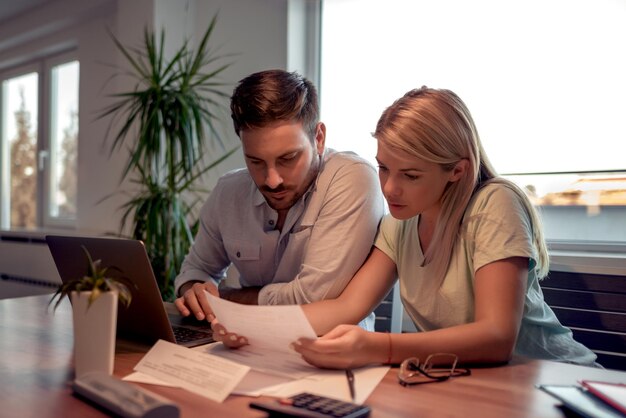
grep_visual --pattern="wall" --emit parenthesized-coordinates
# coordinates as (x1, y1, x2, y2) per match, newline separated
(0, 0, 292, 237)
(0, 0, 298, 298)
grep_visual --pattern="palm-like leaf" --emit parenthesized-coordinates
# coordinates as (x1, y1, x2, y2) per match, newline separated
(97, 14, 237, 300)
(49, 246, 133, 312)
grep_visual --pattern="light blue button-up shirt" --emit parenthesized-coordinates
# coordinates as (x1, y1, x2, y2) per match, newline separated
(175, 150, 384, 327)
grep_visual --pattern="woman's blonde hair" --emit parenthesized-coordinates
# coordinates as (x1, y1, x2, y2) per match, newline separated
(374, 87, 549, 282)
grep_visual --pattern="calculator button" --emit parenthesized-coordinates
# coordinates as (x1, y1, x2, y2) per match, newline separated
(250, 392, 371, 418)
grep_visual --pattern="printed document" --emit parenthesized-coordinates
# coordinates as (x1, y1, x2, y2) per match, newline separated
(205, 291, 317, 351)
(129, 295, 388, 405)
(134, 339, 249, 403)
(204, 291, 319, 378)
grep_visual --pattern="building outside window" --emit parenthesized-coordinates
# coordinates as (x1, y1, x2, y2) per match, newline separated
(0, 54, 79, 229)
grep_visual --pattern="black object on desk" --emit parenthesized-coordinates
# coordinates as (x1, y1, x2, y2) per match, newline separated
(73, 371, 180, 418)
(250, 392, 371, 418)
(346, 369, 356, 402)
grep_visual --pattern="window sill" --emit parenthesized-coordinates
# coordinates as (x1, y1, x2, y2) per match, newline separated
(0, 228, 104, 243)
(549, 245, 626, 276)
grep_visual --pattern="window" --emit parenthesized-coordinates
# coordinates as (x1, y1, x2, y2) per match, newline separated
(0, 54, 79, 229)
(48, 60, 79, 223)
(1, 70, 38, 229)
(321, 0, 626, 244)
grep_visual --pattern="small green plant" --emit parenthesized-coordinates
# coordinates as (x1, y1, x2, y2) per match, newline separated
(49, 246, 133, 312)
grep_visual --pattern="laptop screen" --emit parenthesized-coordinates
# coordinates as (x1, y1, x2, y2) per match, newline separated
(46, 235, 177, 345)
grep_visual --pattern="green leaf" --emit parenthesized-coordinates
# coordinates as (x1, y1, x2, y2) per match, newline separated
(48, 246, 134, 312)
(93, 12, 235, 301)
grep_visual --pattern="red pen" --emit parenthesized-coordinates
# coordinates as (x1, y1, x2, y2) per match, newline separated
(580, 380, 626, 415)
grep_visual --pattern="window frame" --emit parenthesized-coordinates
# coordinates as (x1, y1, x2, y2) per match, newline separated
(0, 61, 42, 229)
(0, 50, 78, 230)
(42, 51, 79, 228)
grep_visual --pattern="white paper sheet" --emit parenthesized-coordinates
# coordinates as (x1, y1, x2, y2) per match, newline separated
(203, 292, 319, 378)
(126, 355, 389, 405)
(122, 371, 179, 387)
(257, 366, 390, 404)
(133, 339, 250, 403)
(197, 293, 389, 404)
(205, 291, 317, 352)
(197, 342, 318, 379)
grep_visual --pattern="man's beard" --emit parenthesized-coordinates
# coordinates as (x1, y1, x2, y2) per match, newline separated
(262, 153, 321, 211)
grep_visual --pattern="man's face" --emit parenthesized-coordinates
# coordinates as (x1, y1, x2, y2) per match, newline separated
(241, 121, 326, 212)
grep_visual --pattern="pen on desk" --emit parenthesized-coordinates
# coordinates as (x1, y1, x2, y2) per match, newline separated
(346, 369, 356, 402)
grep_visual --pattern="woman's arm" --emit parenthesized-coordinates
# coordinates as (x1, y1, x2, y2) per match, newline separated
(302, 247, 398, 335)
(211, 248, 397, 349)
(294, 256, 528, 368)
(387, 256, 527, 364)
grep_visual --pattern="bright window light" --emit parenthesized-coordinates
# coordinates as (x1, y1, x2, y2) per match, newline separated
(321, 0, 626, 242)
(322, 0, 626, 174)
(49, 60, 79, 220)
(1, 72, 39, 229)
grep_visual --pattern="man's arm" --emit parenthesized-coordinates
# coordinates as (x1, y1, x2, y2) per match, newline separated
(174, 182, 231, 296)
(173, 178, 235, 318)
(219, 286, 262, 305)
(259, 157, 385, 305)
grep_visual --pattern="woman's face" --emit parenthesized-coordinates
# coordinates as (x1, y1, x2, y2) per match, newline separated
(376, 140, 460, 221)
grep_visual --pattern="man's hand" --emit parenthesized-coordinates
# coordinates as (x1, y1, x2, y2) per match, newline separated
(208, 287, 259, 349)
(174, 281, 219, 321)
(175, 283, 259, 348)
(211, 319, 249, 349)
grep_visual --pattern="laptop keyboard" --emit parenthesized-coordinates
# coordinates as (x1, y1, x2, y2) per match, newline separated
(172, 325, 213, 344)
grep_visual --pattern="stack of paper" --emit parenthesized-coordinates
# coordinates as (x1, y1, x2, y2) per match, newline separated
(125, 294, 389, 404)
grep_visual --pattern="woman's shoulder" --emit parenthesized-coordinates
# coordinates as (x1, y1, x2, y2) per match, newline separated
(462, 181, 533, 232)
(461, 180, 537, 269)
(467, 181, 526, 215)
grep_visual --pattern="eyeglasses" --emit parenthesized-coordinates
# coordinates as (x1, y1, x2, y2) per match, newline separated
(398, 353, 471, 386)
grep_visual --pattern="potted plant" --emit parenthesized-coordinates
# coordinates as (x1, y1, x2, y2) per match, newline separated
(99, 13, 238, 301)
(49, 246, 132, 377)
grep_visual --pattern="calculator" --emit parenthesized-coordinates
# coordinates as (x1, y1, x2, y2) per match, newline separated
(249, 392, 371, 418)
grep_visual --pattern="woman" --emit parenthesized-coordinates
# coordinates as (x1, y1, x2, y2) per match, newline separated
(288, 87, 597, 369)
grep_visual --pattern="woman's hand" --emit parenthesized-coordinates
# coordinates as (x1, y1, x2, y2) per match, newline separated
(211, 318, 249, 349)
(292, 324, 384, 369)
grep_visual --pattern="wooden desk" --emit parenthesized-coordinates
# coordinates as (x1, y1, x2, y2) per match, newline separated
(1, 294, 625, 418)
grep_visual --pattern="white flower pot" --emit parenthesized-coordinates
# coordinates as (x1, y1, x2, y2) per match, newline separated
(70, 291, 118, 378)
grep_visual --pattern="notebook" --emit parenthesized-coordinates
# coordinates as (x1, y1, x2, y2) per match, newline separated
(537, 384, 626, 418)
(581, 381, 626, 416)
(46, 235, 214, 347)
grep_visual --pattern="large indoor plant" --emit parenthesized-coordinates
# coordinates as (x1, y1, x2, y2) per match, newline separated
(100, 14, 237, 301)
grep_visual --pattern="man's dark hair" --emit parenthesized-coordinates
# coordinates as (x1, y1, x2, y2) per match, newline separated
(230, 69, 319, 139)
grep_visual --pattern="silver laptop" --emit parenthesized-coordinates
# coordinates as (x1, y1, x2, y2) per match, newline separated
(46, 235, 213, 347)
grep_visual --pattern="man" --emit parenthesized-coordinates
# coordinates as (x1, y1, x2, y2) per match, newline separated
(174, 69, 384, 330)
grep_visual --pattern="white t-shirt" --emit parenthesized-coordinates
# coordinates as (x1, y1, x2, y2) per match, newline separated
(375, 182, 597, 365)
